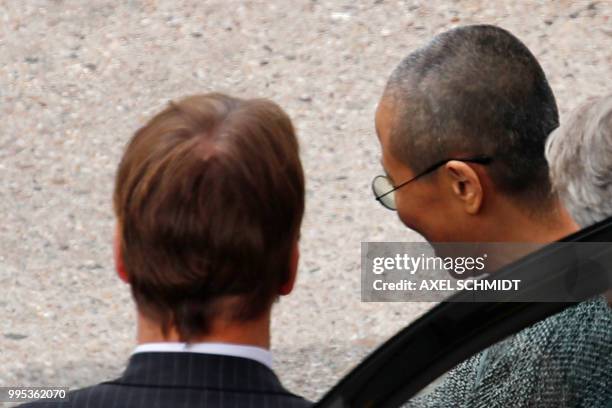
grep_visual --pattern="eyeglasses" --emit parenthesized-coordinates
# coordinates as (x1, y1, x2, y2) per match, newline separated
(372, 156, 493, 210)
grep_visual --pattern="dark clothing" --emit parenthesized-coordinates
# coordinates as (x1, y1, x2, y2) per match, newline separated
(19, 352, 311, 408)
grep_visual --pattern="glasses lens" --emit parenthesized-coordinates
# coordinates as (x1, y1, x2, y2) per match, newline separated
(372, 175, 396, 210)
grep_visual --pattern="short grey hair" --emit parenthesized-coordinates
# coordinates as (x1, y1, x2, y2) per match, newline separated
(384, 25, 559, 208)
(545, 94, 612, 227)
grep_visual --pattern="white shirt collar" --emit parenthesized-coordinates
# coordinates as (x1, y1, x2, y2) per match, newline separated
(132, 342, 273, 369)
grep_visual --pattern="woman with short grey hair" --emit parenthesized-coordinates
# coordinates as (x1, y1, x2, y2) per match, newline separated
(404, 96, 612, 408)
(546, 94, 612, 308)
(545, 94, 612, 227)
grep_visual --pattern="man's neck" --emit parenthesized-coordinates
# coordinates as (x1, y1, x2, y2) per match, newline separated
(136, 311, 272, 349)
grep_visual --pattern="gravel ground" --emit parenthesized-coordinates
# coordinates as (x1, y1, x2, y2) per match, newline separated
(1, 0, 610, 405)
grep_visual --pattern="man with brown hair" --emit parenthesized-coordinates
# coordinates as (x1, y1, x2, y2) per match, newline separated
(21, 93, 311, 407)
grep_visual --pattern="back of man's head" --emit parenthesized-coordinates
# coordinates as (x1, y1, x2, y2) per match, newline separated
(113, 93, 304, 341)
(384, 24, 559, 207)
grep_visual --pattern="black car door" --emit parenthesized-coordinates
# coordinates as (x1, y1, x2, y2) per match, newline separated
(315, 216, 612, 408)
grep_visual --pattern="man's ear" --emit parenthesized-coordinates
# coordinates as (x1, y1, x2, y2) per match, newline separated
(114, 224, 130, 284)
(279, 240, 299, 296)
(444, 161, 484, 215)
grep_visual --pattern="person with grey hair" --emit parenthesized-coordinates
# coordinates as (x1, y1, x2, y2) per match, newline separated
(372, 25, 612, 407)
(546, 94, 612, 228)
(546, 93, 612, 307)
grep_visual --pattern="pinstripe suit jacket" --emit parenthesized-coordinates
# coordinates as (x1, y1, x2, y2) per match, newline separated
(18, 352, 312, 408)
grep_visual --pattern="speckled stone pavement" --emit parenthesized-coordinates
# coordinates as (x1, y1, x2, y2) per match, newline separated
(1, 0, 610, 404)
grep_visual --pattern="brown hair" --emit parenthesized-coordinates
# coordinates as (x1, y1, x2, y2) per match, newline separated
(113, 93, 304, 341)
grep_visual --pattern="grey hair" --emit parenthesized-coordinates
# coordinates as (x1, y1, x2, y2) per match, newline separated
(545, 94, 612, 227)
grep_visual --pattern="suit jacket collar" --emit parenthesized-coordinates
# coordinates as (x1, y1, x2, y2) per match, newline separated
(103, 352, 295, 396)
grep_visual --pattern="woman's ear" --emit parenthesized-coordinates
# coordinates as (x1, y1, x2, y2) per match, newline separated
(444, 161, 484, 215)
(114, 224, 130, 284)
(279, 240, 299, 296)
